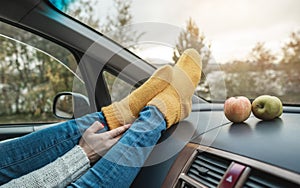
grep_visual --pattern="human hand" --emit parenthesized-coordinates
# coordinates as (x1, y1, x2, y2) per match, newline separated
(79, 121, 131, 163)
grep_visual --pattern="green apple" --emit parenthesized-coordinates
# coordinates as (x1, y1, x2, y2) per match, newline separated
(252, 95, 283, 120)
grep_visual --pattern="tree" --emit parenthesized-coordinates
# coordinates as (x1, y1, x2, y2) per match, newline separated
(50, 0, 100, 29)
(281, 30, 300, 64)
(65, 0, 100, 29)
(279, 30, 300, 102)
(173, 18, 211, 70)
(0, 37, 14, 115)
(248, 42, 277, 67)
(56, 0, 142, 49)
(173, 18, 212, 99)
(0, 17, 78, 121)
(101, 0, 143, 49)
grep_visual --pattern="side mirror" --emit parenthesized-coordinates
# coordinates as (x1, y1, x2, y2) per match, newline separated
(53, 92, 90, 119)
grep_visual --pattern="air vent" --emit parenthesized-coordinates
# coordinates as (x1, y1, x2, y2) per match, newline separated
(187, 152, 231, 188)
(244, 169, 299, 188)
(180, 180, 196, 188)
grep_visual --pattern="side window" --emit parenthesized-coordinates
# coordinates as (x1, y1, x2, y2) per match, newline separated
(103, 71, 136, 102)
(0, 21, 86, 124)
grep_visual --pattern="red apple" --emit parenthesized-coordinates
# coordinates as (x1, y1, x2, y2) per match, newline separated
(224, 96, 252, 123)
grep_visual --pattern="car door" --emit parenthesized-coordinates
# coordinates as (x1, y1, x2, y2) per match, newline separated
(0, 28, 139, 141)
(0, 1, 183, 187)
(0, 0, 155, 142)
(0, 19, 88, 141)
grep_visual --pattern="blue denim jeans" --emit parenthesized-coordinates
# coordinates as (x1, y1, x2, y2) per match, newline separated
(0, 106, 166, 187)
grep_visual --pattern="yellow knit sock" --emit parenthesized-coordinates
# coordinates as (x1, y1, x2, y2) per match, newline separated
(102, 65, 172, 130)
(148, 49, 202, 128)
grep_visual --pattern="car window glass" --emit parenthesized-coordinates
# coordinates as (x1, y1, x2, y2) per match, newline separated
(103, 71, 135, 102)
(0, 21, 86, 124)
(50, 0, 300, 105)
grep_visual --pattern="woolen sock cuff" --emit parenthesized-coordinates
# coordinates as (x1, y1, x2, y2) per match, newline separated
(147, 87, 181, 128)
(101, 103, 124, 130)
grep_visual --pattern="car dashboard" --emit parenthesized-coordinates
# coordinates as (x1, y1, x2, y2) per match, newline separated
(158, 104, 300, 188)
(132, 103, 300, 188)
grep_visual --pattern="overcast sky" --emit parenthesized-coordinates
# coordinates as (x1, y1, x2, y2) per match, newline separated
(96, 0, 300, 63)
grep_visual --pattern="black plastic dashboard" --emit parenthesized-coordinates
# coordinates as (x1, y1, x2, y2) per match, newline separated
(163, 104, 300, 187)
(191, 109, 300, 174)
(133, 103, 300, 188)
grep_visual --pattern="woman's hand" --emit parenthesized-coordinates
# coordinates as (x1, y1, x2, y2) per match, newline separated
(79, 121, 130, 163)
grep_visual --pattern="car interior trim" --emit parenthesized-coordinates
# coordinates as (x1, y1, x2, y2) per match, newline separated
(195, 146, 300, 184)
(234, 167, 251, 188)
(178, 173, 208, 188)
(161, 143, 198, 188)
(163, 144, 300, 187)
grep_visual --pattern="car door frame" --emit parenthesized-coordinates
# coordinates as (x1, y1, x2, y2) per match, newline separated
(0, 0, 156, 138)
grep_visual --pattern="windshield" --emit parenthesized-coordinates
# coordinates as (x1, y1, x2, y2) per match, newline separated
(49, 0, 300, 105)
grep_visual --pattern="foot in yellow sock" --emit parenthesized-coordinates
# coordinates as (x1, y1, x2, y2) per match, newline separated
(102, 65, 172, 130)
(148, 49, 202, 128)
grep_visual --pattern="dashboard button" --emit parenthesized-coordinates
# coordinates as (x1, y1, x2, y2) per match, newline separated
(218, 162, 246, 188)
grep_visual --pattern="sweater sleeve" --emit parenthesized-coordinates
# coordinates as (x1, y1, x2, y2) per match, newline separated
(1, 145, 90, 188)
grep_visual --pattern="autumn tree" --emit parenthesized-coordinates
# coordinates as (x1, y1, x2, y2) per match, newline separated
(248, 42, 277, 71)
(173, 18, 212, 99)
(173, 18, 211, 70)
(279, 30, 300, 103)
(0, 36, 14, 115)
(281, 30, 300, 64)
(101, 0, 143, 49)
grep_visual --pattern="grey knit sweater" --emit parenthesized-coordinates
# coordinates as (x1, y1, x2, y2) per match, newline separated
(1, 145, 90, 188)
